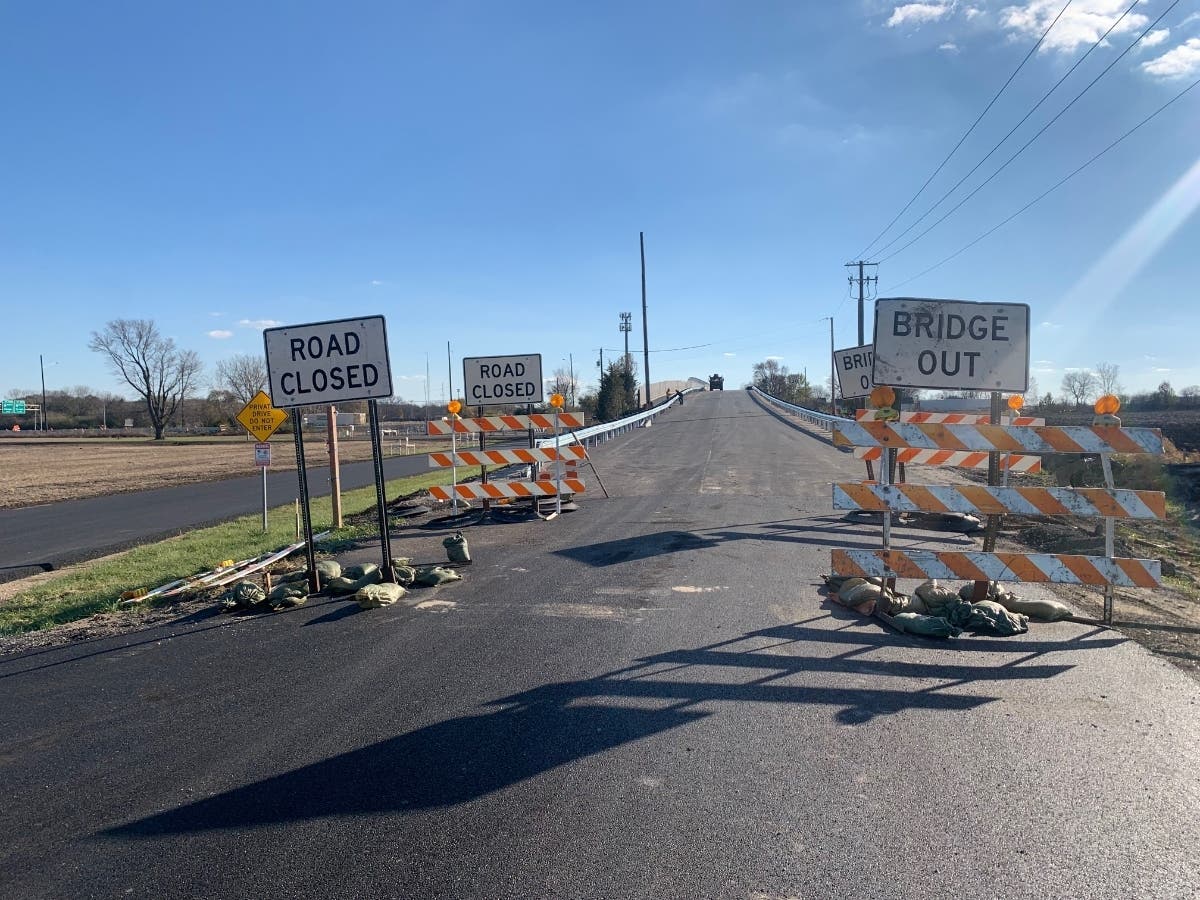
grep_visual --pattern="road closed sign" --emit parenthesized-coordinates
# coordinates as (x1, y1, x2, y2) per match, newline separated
(463, 354, 543, 405)
(872, 297, 1029, 393)
(834, 344, 874, 400)
(264, 315, 393, 408)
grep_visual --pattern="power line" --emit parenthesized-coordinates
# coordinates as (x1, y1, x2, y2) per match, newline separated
(871, 0, 1140, 260)
(880, 75, 1200, 293)
(879, 0, 1183, 264)
(851, 0, 1073, 260)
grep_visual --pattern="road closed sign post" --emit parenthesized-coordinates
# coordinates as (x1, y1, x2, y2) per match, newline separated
(263, 315, 396, 588)
(834, 344, 875, 400)
(463, 354, 543, 406)
(872, 297, 1030, 393)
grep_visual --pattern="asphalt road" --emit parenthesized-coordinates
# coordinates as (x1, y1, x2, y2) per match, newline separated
(2, 389, 1198, 899)
(0, 452, 434, 579)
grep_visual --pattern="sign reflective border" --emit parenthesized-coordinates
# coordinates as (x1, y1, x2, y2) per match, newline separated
(872, 297, 1029, 393)
(834, 344, 874, 400)
(463, 354, 544, 406)
(264, 315, 393, 408)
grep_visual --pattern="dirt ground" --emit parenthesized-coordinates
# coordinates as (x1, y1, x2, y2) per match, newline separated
(0, 435, 442, 508)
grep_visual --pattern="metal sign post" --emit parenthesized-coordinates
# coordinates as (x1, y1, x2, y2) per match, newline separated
(254, 442, 272, 532)
(368, 399, 393, 578)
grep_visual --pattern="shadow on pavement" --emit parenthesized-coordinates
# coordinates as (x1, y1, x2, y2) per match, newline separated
(103, 613, 1104, 836)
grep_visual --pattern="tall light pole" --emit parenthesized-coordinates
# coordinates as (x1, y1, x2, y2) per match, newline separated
(821, 317, 836, 416)
(39, 354, 48, 431)
(640, 233, 650, 405)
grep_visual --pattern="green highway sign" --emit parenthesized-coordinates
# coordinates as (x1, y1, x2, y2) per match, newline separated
(1, 400, 26, 415)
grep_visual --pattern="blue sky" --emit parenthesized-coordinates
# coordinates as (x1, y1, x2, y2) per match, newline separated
(2, 0, 1198, 406)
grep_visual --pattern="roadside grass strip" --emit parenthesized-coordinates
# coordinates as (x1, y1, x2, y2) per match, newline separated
(0, 471, 452, 636)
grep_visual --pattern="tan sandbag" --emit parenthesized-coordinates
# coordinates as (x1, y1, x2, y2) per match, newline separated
(991, 593, 1072, 622)
(916, 580, 960, 617)
(323, 575, 358, 596)
(342, 563, 378, 581)
(355, 582, 407, 609)
(315, 559, 342, 581)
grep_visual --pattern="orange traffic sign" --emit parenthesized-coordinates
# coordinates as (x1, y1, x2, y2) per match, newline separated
(236, 390, 289, 441)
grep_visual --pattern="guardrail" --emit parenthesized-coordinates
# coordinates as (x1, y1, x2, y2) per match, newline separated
(747, 385, 851, 433)
(535, 387, 704, 449)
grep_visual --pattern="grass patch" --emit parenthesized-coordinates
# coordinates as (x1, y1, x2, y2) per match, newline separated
(0, 470, 452, 636)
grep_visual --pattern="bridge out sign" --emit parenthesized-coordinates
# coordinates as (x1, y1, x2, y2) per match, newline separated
(264, 315, 393, 408)
(871, 297, 1029, 393)
(463, 354, 543, 405)
(833, 344, 874, 400)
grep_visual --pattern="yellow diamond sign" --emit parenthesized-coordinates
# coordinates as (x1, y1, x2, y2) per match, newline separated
(236, 391, 289, 442)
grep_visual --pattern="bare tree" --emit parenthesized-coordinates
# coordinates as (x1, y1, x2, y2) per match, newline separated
(1061, 370, 1098, 407)
(214, 354, 268, 406)
(1094, 361, 1121, 396)
(89, 319, 204, 439)
(545, 367, 580, 406)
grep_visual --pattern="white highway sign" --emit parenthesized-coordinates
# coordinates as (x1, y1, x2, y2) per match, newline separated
(463, 354, 543, 405)
(872, 297, 1029, 393)
(834, 344, 874, 400)
(264, 315, 393, 408)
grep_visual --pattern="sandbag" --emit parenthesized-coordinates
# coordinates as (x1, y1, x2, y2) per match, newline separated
(342, 563, 378, 581)
(220, 580, 267, 610)
(915, 580, 960, 617)
(323, 575, 359, 596)
(891, 612, 960, 639)
(276, 569, 309, 584)
(443, 532, 471, 565)
(356, 582, 407, 609)
(392, 565, 417, 587)
(347, 568, 383, 592)
(991, 593, 1073, 622)
(947, 599, 1029, 636)
(315, 559, 342, 581)
(414, 565, 463, 587)
(268, 584, 309, 609)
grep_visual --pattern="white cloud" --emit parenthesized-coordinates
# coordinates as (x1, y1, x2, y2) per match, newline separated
(1153, 367, 1172, 373)
(939, 41, 960, 52)
(1142, 37, 1200, 79)
(370, 279, 385, 286)
(207, 330, 233, 339)
(964, 6, 983, 20)
(1000, 1, 1148, 55)
(723, 352, 737, 358)
(1141, 28, 1171, 49)
(886, 2, 954, 29)
(209, 311, 224, 318)
(238, 319, 283, 329)
(1039, 320, 1062, 329)
(765, 355, 784, 361)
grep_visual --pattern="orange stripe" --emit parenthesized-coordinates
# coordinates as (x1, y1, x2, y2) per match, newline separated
(830, 550, 869, 577)
(972, 425, 1023, 453)
(1115, 557, 1159, 588)
(941, 554, 992, 581)
(902, 485, 951, 513)
(1035, 427, 1085, 453)
(1079, 489, 1126, 518)
(1058, 554, 1105, 585)
(1018, 487, 1073, 517)
(953, 485, 1004, 514)
(839, 484, 886, 510)
(994, 553, 1047, 582)
(1089, 427, 1140, 454)
(923, 424, 968, 451)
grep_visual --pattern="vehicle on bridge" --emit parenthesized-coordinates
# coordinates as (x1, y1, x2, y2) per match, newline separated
(709, 373, 724, 390)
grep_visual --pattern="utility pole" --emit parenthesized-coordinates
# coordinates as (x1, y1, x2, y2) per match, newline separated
(568, 353, 575, 405)
(640, 233, 650, 406)
(845, 261, 878, 346)
(821, 317, 836, 416)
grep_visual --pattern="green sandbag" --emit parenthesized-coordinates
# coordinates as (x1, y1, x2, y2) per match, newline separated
(356, 582, 407, 609)
(947, 599, 1029, 636)
(221, 580, 267, 610)
(347, 568, 383, 592)
(840, 580, 882, 607)
(992, 593, 1072, 622)
(277, 569, 309, 584)
(268, 582, 309, 601)
(269, 585, 309, 609)
(915, 580, 961, 617)
(392, 565, 417, 587)
(315, 559, 342, 580)
(342, 563, 378, 581)
(323, 575, 358, 596)
(892, 612, 960, 638)
(414, 565, 462, 587)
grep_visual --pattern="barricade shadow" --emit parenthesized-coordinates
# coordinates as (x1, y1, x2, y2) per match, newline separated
(102, 616, 1084, 837)
(554, 519, 974, 566)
